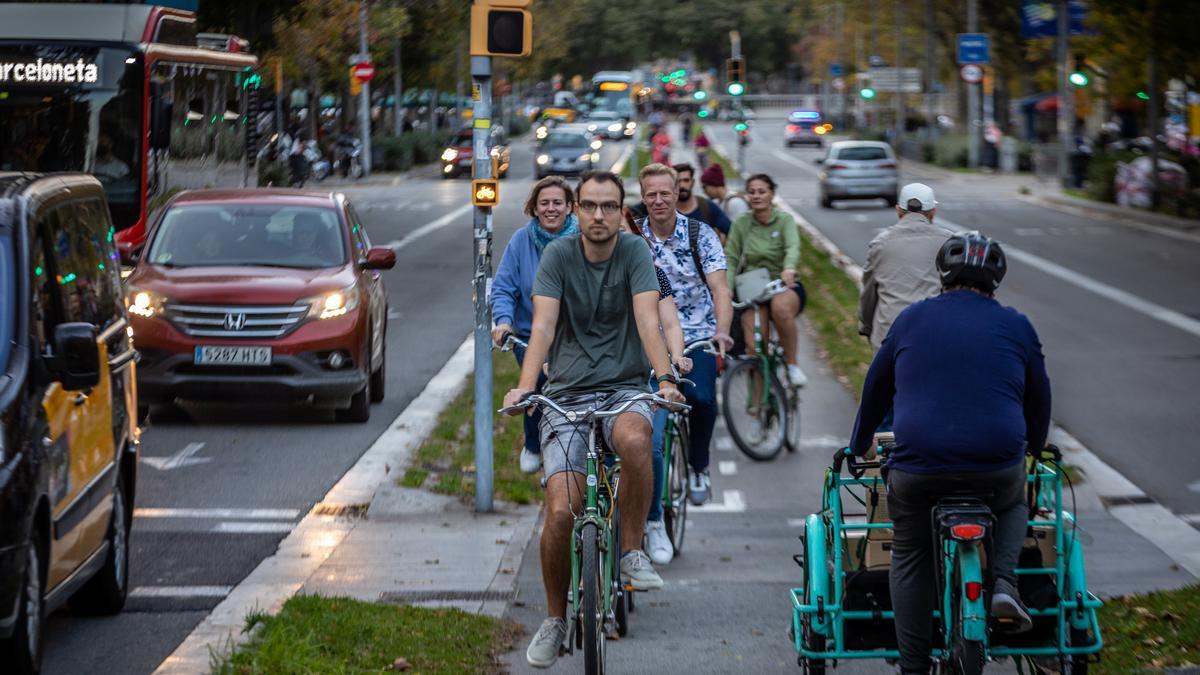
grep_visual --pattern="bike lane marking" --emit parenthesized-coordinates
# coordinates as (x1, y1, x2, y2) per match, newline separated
(135, 508, 300, 520)
(717, 460, 738, 476)
(131, 586, 233, 598)
(381, 203, 472, 253)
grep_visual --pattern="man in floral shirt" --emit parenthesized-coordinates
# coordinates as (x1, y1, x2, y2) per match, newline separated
(637, 163, 735, 514)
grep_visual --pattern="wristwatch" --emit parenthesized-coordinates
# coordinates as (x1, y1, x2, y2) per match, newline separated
(656, 373, 680, 386)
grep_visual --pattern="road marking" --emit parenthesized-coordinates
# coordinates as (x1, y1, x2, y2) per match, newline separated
(212, 522, 296, 534)
(939, 216, 1200, 339)
(717, 461, 738, 476)
(801, 435, 849, 448)
(382, 203, 472, 252)
(714, 437, 734, 452)
(1188, 480, 1200, 494)
(1108, 503, 1200, 578)
(771, 149, 820, 174)
(131, 586, 232, 598)
(141, 443, 209, 471)
(690, 489, 746, 513)
(787, 518, 807, 528)
(1180, 513, 1200, 525)
(134, 508, 300, 520)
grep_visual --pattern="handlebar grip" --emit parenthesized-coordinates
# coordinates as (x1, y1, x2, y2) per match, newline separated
(832, 447, 849, 473)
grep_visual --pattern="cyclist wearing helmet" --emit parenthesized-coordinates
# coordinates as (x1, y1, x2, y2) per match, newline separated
(848, 232, 1051, 674)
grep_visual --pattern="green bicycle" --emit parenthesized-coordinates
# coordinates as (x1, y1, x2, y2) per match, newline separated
(501, 391, 688, 675)
(723, 279, 802, 461)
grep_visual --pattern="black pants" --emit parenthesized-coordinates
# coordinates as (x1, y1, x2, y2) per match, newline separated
(886, 462, 1027, 672)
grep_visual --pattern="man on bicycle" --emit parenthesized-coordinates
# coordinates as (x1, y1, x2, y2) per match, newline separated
(637, 163, 735, 510)
(849, 232, 1050, 674)
(504, 171, 686, 668)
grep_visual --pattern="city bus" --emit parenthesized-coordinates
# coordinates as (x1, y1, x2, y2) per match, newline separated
(590, 71, 639, 118)
(0, 3, 261, 253)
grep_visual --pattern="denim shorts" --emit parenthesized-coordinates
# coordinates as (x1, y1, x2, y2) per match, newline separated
(539, 390, 653, 479)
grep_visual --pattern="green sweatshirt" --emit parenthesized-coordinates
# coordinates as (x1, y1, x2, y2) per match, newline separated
(724, 208, 801, 287)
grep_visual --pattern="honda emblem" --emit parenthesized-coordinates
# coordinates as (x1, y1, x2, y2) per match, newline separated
(223, 312, 247, 331)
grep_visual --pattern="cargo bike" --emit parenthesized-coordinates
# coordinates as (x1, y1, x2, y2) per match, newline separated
(790, 435, 1103, 673)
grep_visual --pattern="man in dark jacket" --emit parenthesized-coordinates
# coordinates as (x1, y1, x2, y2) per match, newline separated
(849, 232, 1050, 674)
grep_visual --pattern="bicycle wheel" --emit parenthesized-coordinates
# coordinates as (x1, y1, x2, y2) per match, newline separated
(581, 522, 605, 675)
(663, 418, 689, 555)
(722, 358, 787, 461)
(784, 387, 802, 454)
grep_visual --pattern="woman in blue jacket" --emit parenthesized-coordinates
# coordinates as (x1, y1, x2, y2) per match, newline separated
(490, 176, 578, 473)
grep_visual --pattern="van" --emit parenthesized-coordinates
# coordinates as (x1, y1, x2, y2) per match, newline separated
(0, 173, 139, 674)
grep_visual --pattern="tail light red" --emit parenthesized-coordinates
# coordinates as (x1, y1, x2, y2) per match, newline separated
(878, 162, 897, 169)
(965, 581, 983, 601)
(949, 523, 986, 540)
(826, 163, 849, 171)
(786, 124, 801, 133)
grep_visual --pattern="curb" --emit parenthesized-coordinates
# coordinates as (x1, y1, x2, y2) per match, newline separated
(710, 131, 1200, 581)
(154, 337, 477, 674)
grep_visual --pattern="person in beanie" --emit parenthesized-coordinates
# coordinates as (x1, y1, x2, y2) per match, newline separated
(700, 163, 749, 221)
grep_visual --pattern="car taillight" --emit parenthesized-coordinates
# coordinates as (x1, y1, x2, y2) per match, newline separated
(965, 581, 983, 601)
(827, 163, 849, 171)
(949, 523, 986, 541)
(878, 162, 897, 169)
(786, 125, 800, 133)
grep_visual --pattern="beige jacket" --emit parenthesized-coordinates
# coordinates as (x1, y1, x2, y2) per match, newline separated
(858, 212, 955, 349)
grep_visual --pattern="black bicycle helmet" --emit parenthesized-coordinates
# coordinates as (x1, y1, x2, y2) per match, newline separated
(936, 231, 1007, 291)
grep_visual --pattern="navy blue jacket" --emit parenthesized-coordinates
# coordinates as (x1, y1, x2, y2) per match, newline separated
(850, 290, 1052, 474)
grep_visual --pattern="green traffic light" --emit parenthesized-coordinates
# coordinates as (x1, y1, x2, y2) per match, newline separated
(692, 90, 707, 101)
(860, 87, 876, 99)
(698, 109, 710, 118)
(1137, 91, 1150, 100)
(734, 122, 748, 132)
(727, 82, 745, 96)
(1068, 72, 1089, 86)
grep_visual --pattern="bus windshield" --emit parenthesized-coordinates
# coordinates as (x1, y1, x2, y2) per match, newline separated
(0, 45, 142, 228)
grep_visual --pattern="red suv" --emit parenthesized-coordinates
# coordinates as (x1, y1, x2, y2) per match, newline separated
(123, 189, 396, 422)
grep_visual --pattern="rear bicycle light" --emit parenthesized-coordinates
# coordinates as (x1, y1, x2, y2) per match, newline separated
(965, 581, 983, 601)
(949, 523, 986, 541)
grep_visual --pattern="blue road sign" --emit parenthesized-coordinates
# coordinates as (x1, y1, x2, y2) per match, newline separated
(830, 63, 843, 77)
(957, 33, 990, 64)
(1021, 0, 1091, 38)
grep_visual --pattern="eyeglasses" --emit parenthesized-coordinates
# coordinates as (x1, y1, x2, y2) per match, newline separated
(577, 200, 622, 215)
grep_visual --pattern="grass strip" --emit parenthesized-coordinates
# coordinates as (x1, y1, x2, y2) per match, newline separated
(1094, 585, 1200, 672)
(399, 351, 540, 505)
(212, 594, 518, 675)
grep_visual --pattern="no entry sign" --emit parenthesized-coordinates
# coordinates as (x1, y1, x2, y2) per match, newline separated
(352, 62, 375, 83)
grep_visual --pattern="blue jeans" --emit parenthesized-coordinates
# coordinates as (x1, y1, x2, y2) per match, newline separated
(512, 343, 548, 455)
(648, 349, 719, 522)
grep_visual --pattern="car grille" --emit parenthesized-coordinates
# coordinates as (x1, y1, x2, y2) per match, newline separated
(165, 303, 309, 338)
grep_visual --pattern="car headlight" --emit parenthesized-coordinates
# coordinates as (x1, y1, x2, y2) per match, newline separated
(625, 121, 637, 130)
(126, 287, 166, 318)
(608, 123, 623, 132)
(536, 127, 548, 139)
(587, 123, 598, 132)
(591, 152, 600, 163)
(305, 284, 360, 320)
(536, 154, 551, 166)
(590, 140, 602, 150)
(441, 148, 458, 162)
(578, 153, 592, 162)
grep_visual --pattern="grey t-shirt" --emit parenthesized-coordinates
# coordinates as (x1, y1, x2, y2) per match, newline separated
(532, 232, 660, 398)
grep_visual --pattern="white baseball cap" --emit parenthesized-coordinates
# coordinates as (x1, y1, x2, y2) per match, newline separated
(898, 183, 937, 211)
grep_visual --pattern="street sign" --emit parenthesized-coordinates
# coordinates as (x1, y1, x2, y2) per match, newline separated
(352, 62, 376, 83)
(472, 179, 499, 207)
(957, 33, 990, 64)
(830, 63, 843, 77)
(960, 64, 984, 84)
(867, 67, 922, 93)
(831, 77, 845, 92)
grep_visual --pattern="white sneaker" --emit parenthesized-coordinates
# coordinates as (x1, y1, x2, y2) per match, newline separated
(519, 448, 541, 474)
(620, 550, 664, 590)
(688, 471, 711, 506)
(787, 364, 809, 388)
(645, 520, 673, 565)
(526, 617, 567, 668)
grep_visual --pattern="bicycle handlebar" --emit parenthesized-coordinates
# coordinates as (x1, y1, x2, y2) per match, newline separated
(499, 391, 690, 419)
(731, 279, 791, 310)
(683, 339, 722, 357)
(494, 333, 529, 352)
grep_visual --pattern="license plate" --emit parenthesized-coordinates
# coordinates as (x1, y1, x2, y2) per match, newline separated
(194, 346, 272, 366)
(847, 185, 881, 194)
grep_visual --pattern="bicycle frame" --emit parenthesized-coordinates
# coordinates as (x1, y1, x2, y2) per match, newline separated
(568, 420, 618, 645)
(790, 452, 1104, 663)
(741, 297, 788, 410)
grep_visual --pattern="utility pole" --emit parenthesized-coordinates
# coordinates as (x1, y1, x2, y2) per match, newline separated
(471, 54, 494, 513)
(357, 0, 372, 175)
(966, 0, 980, 168)
(925, 0, 935, 136)
(1148, 48, 1161, 209)
(837, 1, 846, 130)
(1055, 0, 1074, 186)
(894, 0, 904, 141)
(393, 36, 403, 136)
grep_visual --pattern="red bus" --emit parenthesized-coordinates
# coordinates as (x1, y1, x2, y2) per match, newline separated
(0, 3, 261, 253)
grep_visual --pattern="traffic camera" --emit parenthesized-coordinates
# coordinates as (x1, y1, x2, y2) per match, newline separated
(470, 0, 533, 58)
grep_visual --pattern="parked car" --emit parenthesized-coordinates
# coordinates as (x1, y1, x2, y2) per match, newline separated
(784, 110, 828, 147)
(123, 189, 396, 423)
(535, 129, 601, 179)
(441, 126, 510, 179)
(816, 140, 899, 208)
(0, 173, 140, 675)
(585, 109, 630, 140)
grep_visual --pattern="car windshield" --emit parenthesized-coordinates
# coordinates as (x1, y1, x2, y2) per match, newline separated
(837, 146, 889, 161)
(544, 132, 588, 149)
(453, 132, 472, 147)
(147, 204, 346, 269)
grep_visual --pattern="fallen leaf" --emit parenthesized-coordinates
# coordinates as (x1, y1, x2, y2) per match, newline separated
(1133, 606, 1154, 618)
(392, 657, 410, 671)
(424, 559, 440, 565)
(751, 628, 764, 636)
(720, 556, 732, 562)
(495, 539, 508, 545)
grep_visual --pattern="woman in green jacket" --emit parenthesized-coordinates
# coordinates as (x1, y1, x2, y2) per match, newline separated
(724, 173, 808, 386)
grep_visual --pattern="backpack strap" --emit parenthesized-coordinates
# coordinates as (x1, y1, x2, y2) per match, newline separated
(696, 197, 712, 227)
(687, 218, 708, 287)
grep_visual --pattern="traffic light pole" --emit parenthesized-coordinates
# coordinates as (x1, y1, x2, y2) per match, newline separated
(471, 55, 495, 513)
(358, 1, 372, 175)
(1055, 0, 1073, 187)
(966, 0, 980, 169)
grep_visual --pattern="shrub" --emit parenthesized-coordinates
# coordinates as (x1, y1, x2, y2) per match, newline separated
(932, 134, 968, 168)
(257, 160, 289, 187)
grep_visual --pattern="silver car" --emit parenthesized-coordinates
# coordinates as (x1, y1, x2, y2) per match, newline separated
(534, 129, 600, 178)
(817, 141, 899, 208)
(585, 109, 629, 140)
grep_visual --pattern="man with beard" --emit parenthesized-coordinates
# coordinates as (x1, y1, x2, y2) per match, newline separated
(673, 162, 731, 241)
(505, 171, 686, 668)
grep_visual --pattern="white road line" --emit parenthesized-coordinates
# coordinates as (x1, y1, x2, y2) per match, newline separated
(1187, 480, 1200, 494)
(1108, 503, 1200, 578)
(801, 435, 849, 448)
(382, 203, 472, 252)
(690, 489, 746, 513)
(714, 437, 734, 452)
(212, 522, 296, 534)
(131, 586, 232, 598)
(937, 216, 1200, 339)
(787, 518, 807, 528)
(1180, 514, 1200, 525)
(134, 508, 300, 520)
(717, 461, 738, 476)
(141, 443, 209, 471)
(772, 148, 820, 174)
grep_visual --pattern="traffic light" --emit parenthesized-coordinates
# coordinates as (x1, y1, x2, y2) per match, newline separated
(859, 86, 876, 99)
(1069, 54, 1089, 87)
(470, 0, 533, 58)
(726, 57, 745, 96)
(692, 90, 707, 101)
(735, 122, 750, 146)
(472, 179, 499, 207)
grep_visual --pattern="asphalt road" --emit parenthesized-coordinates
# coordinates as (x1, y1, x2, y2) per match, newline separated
(41, 132, 630, 674)
(703, 120, 1200, 519)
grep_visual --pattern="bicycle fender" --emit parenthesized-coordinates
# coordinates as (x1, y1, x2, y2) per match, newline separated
(805, 514, 832, 636)
(957, 544, 987, 643)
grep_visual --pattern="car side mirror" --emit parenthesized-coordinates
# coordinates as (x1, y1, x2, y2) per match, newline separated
(361, 246, 396, 270)
(50, 323, 100, 391)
